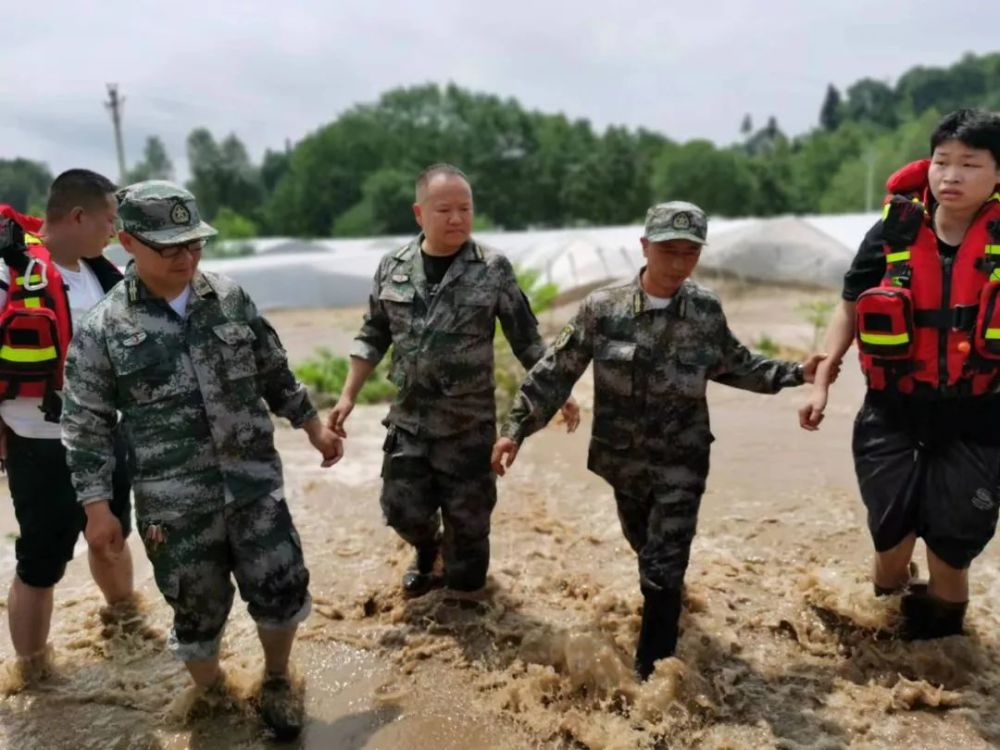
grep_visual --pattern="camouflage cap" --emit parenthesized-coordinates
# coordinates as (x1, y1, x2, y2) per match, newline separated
(116, 180, 217, 246)
(643, 201, 708, 244)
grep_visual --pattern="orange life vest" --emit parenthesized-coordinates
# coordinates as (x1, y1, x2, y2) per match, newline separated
(855, 161, 1000, 396)
(0, 206, 73, 418)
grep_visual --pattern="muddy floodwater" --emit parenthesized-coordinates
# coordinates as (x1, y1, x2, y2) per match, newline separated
(3, 285, 1000, 749)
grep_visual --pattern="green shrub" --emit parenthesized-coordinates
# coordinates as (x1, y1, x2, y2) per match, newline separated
(294, 348, 396, 407)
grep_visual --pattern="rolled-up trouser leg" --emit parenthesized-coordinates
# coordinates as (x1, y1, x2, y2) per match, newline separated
(229, 491, 312, 630)
(141, 510, 234, 662)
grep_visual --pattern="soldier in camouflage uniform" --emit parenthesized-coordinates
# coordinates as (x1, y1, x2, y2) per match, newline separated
(493, 202, 826, 680)
(327, 164, 577, 596)
(61, 181, 343, 739)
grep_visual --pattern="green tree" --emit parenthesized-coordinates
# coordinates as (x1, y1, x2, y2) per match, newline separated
(0, 159, 52, 213)
(843, 78, 898, 127)
(819, 84, 843, 132)
(186, 129, 263, 221)
(652, 141, 757, 217)
(127, 136, 174, 182)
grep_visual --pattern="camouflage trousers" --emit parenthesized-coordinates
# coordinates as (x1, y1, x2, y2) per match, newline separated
(139, 490, 311, 662)
(613, 459, 709, 591)
(380, 423, 496, 590)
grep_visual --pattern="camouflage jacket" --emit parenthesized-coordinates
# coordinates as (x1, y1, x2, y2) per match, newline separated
(501, 275, 804, 491)
(62, 266, 316, 523)
(350, 235, 546, 437)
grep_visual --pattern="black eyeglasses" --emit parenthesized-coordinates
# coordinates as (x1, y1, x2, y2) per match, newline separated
(145, 239, 207, 259)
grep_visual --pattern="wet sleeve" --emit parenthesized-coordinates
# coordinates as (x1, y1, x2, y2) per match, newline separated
(711, 305, 803, 393)
(349, 258, 393, 365)
(61, 321, 118, 505)
(842, 220, 886, 302)
(501, 305, 593, 443)
(243, 289, 317, 428)
(496, 256, 547, 370)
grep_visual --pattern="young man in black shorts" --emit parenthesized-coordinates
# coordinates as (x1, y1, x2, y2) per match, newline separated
(1, 170, 134, 678)
(801, 109, 1000, 638)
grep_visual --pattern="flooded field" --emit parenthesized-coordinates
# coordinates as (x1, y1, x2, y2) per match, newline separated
(3, 283, 1000, 749)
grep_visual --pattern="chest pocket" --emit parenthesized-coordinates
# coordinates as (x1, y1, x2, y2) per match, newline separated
(594, 340, 636, 397)
(670, 347, 717, 399)
(212, 322, 257, 380)
(379, 284, 416, 337)
(110, 332, 184, 405)
(446, 286, 495, 334)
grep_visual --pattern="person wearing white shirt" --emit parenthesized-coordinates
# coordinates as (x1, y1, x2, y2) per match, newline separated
(1, 170, 134, 682)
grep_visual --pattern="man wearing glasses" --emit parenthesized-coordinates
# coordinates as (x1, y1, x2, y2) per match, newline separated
(61, 181, 343, 739)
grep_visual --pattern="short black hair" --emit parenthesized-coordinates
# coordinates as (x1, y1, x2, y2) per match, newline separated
(46, 169, 117, 222)
(930, 109, 1000, 165)
(415, 163, 469, 201)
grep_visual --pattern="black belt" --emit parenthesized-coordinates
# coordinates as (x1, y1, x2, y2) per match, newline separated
(913, 305, 978, 331)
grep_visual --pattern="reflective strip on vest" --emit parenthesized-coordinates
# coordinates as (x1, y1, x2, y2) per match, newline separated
(859, 331, 910, 346)
(886, 250, 911, 263)
(15, 274, 42, 285)
(22, 297, 41, 309)
(986, 245, 1000, 255)
(0, 345, 56, 363)
(987, 329, 1000, 340)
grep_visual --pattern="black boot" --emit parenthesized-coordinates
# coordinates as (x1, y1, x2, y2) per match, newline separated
(900, 590, 967, 640)
(634, 586, 682, 681)
(401, 543, 440, 598)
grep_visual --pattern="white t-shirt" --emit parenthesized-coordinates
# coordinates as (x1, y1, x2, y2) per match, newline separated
(0, 261, 107, 439)
(645, 292, 673, 310)
(168, 285, 192, 317)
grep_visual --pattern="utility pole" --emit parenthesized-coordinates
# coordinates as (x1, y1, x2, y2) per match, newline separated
(864, 148, 877, 213)
(105, 84, 127, 184)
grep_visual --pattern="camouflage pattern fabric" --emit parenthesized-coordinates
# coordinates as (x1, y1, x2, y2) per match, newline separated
(501, 274, 804, 590)
(116, 180, 218, 247)
(615, 478, 706, 590)
(643, 201, 709, 245)
(61, 265, 317, 523)
(380, 422, 496, 589)
(503, 275, 803, 487)
(140, 491, 310, 661)
(350, 235, 547, 437)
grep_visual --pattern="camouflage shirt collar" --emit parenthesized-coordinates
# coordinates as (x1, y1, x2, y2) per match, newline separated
(393, 234, 482, 264)
(125, 264, 216, 304)
(630, 271, 691, 317)
(191, 271, 216, 298)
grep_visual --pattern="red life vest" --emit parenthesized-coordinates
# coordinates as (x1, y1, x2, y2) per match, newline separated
(855, 161, 1000, 395)
(0, 205, 73, 411)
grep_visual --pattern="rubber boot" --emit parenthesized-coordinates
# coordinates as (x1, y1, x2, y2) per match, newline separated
(900, 590, 967, 640)
(401, 543, 440, 598)
(443, 536, 490, 593)
(634, 586, 682, 681)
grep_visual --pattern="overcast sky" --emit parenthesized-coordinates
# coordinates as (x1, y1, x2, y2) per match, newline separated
(3, 0, 998, 182)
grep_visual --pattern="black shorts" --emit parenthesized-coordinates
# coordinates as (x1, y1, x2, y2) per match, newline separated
(853, 392, 1000, 569)
(8, 430, 132, 588)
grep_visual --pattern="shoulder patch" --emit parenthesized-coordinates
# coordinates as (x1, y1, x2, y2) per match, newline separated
(554, 324, 574, 350)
